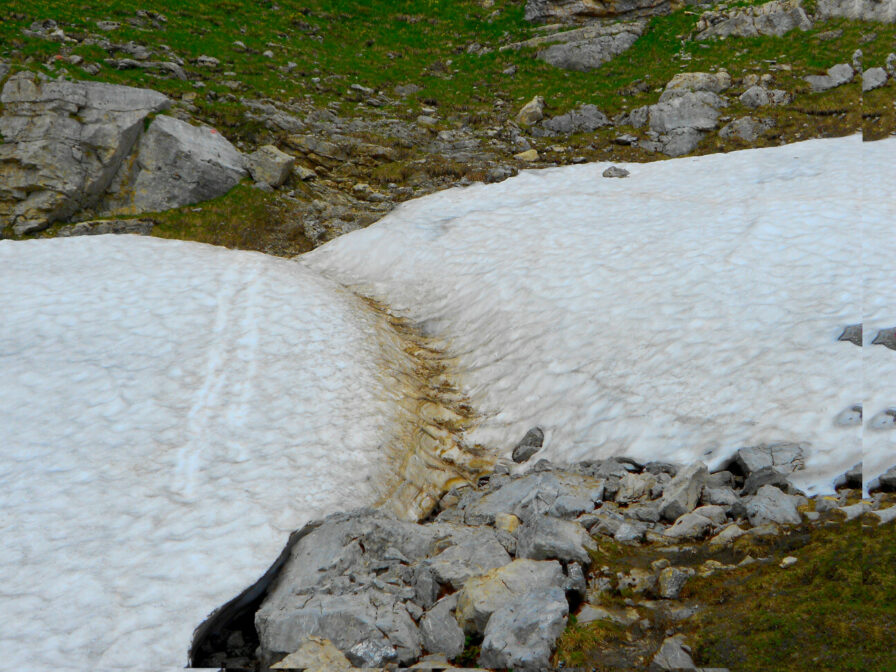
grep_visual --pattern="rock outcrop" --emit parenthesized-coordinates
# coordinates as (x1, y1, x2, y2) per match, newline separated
(525, 0, 671, 22)
(507, 21, 647, 72)
(695, 0, 812, 40)
(816, 0, 896, 22)
(0, 72, 170, 234)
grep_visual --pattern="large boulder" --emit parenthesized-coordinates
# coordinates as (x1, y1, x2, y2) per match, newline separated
(525, 0, 671, 22)
(425, 526, 512, 590)
(695, 0, 812, 40)
(103, 114, 246, 214)
(537, 104, 609, 136)
(0, 72, 170, 234)
(745, 484, 802, 526)
(534, 21, 647, 72)
(419, 595, 465, 659)
(805, 63, 855, 92)
(648, 91, 725, 134)
(658, 463, 708, 521)
(516, 515, 596, 565)
(478, 587, 569, 671)
(660, 71, 732, 99)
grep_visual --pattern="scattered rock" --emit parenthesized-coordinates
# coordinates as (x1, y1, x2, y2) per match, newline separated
(661, 71, 732, 98)
(695, 0, 811, 40)
(732, 444, 805, 477)
(872, 328, 896, 350)
(531, 21, 648, 72)
(659, 463, 708, 521)
(657, 566, 692, 599)
(838, 501, 871, 521)
(603, 165, 630, 178)
(863, 66, 889, 91)
(56, 218, 154, 236)
(272, 636, 353, 671)
(525, 0, 668, 22)
(514, 148, 540, 161)
(512, 426, 545, 463)
(246, 145, 294, 188)
(779, 556, 798, 569)
(666, 512, 714, 540)
(478, 586, 568, 671)
(805, 63, 855, 92)
(739, 85, 771, 108)
(516, 515, 596, 565)
(816, 0, 896, 22)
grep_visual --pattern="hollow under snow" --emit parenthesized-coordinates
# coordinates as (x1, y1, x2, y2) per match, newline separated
(0, 136, 892, 671)
(305, 135, 893, 492)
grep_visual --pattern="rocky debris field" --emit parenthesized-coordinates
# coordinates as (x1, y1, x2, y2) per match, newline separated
(192, 442, 896, 671)
(1, 0, 894, 253)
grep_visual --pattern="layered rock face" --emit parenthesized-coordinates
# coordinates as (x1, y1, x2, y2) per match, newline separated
(816, 0, 896, 22)
(0, 72, 170, 234)
(0, 72, 247, 234)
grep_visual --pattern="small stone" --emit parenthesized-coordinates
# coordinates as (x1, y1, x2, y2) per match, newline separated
(740, 85, 771, 108)
(650, 635, 696, 672)
(272, 636, 353, 671)
(515, 95, 545, 126)
(495, 512, 521, 534)
(232, 40, 247, 52)
(862, 67, 889, 92)
(779, 556, 798, 568)
(657, 566, 691, 599)
(246, 145, 294, 188)
(514, 148, 539, 161)
(419, 595, 464, 660)
(511, 426, 544, 463)
(603, 165, 630, 178)
(196, 55, 220, 68)
(263, 49, 275, 58)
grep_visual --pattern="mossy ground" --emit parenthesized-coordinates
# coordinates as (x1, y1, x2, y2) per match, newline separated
(554, 500, 896, 671)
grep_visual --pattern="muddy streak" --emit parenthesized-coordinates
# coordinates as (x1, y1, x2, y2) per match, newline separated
(359, 295, 493, 520)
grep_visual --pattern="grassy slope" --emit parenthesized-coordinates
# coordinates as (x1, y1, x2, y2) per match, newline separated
(1, 1, 893, 253)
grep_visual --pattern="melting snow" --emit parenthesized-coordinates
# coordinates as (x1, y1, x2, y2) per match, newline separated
(0, 136, 892, 670)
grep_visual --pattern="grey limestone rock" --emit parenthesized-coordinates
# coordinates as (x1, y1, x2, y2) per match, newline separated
(739, 85, 771, 108)
(816, 0, 896, 22)
(525, 0, 670, 22)
(538, 104, 609, 135)
(659, 463, 708, 521)
(426, 526, 512, 590)
(531, 22, 647, 72)
(665, 512, 714, 539)
(0, 72, 170, 234)
(419, 595, 464, 659)
(456, 559, 566, 634)
(105, 115, 246, 215)
(650, 635, 697, 671)
(695, 0, 811, 40)
(660, 71, 732, 99)
(733, 443, 805, 476)
(246, 144, 294, 187)
(657, 566, 692, 599)
(805, 63, 855, 92)
(516, 515, 596, 565)
(648, 91, 725, 134)
(745, 484, 802, 526)
(478, 586, 568, 671)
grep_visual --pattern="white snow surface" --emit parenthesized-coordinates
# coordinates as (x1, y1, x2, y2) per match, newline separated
(1, 137, 892, 671)
(306, 136, 893, 492)
(0, 237, 405, 670)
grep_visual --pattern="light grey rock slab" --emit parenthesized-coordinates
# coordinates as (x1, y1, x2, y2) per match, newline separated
(648, 91, 724, 134)
(419, 594, 464, 659)
(526, 0, 668, 22)
(516, 515, 596, 565)
(816, 0, 896, 22)
(538, 104, 609, 135)
(695, 0, 811, 40)
(659, 463, 708, 521)
(426, 527, 512, 590)
(246, 144, 294, 187)
(456, 559, 565, 634)
(665, 512, 714, 539)
(650, 635, 697, 671)
(533, 22, 647, 72)
(658, 566, 692, 599)
(805, 63, 855, 92)
(719, 116, 774, 142)
(863, 67, 889, 91)
(478, 586, 568, 671)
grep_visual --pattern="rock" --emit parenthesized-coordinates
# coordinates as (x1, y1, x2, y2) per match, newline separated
(617, 106, 649, 128)
(658, 566, 691, 599)
(427, 527, 512, 590)
(695, 0, 811, 40)
(872, 506, 896, 525)
(0, 73, 170, 234)
(659, 463, 708, 521)
(514, 148, 540, 161)
(745, 484, 802, 527)
(196, 55, 220, 68)
(534, 21, 647, 72)
(888, 53, 896, 75)
(603, 165, 630, 178)
(538, 104, 609, 135)
(515, 96, 546, 126)
(648, 91, 724, 134)
(709, 524, 745, 546)
(692, 504, 727, 526)
(564, 562, 587, 598)
(512, 426, 545, 463)
(739, 85, 771, 108)
(873, 466, 896, 491)
(872, 328, 896, 350)
(246, 145, 294, 188)
(805, 63, 855, 92)
(516, 515, 596, 565)
(495, 512, 521, 533)
(720, 116, 774, 142)
(649, 635, 696, 672)
(816, 0, 896, 22)
(456, 559, 566, 634)
(419, 595, 465, 659)
(0, 62, 9, 82)
(614, 133, 639, 145)
(96, 20, 121, 31)
(666, 512, 713, 539)
(525, 0, 669, 22)
(578, 603, 640, 627)
(863, 67, 889, 91)
(56, 218, 154, 236)
(272, 636, 353, 671)
(478, 586, 568, 671)
(617, 567, 656, 595)
(615, 472, 656, 502)
(661, 71, 732, 99)
(614, 521, 646, 543)
(779, 556, 798, 569)
(462, 470, 604, 525)
(838, 501, 871, 521)
(741, 466, 797, 496)
(263, 49, 274, 58)
(102, 115, 246, 215)
(702, 485, 741, 509)
(734, 444, 805, 477)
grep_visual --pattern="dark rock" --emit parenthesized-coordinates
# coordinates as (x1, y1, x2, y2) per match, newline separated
(872, 327, 896, 351)
(512, 426, 544, 463)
